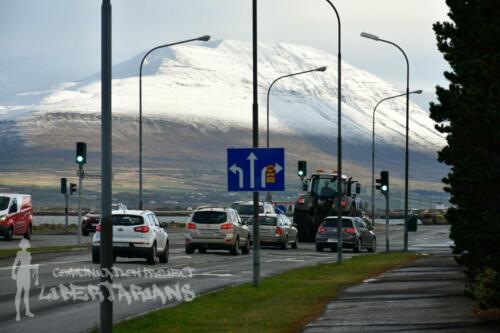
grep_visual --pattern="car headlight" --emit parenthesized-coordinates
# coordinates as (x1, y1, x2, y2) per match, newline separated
(0, 215, 6, 222)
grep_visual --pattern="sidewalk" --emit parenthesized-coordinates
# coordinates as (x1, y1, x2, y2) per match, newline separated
(303, 254, 499, 333)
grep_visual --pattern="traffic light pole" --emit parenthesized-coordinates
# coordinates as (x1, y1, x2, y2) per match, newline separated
(65, 193, 69, 234)
(77, 165, 83, 246)
(385, 193, 390, 253)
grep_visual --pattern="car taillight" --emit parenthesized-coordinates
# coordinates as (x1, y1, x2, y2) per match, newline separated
(341, 200, 347, 207)
(221, 223, 233, 230)
(297, 198, 305, 204)
(275, 226, 283, 235)
(96, 224, 101, 232)
(318, 227, 327, 234)
(343, 227, 356, 234)
(133, 225, 150, 233)
(186, 222, 196, 230)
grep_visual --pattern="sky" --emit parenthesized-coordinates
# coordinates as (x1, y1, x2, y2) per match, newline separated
(0, 0, 450, 105)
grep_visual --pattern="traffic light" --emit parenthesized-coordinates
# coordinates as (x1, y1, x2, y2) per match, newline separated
(61, 178, 67, 194)
(70, 183, 77, 195)
(376, 170, 389, 196)
(76, 142, 87, 165)
(298, 160, 307, 177)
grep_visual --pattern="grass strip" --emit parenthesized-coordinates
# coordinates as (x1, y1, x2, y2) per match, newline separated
(112, 252, 418, 333)
(0, 244, 90, 258)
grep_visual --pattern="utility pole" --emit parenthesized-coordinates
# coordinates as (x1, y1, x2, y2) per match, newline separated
(101, 0, 113, 332)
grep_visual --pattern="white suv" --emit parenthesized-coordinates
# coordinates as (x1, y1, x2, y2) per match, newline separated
(92, 210, 169, 265)
(185, 207, 250, 255)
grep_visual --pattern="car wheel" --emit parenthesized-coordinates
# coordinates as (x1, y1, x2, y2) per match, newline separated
(24, 224, 32, 240)
(5, 227, 13, 241)
(147, 244, 157, 265)
(280, 236, 288, 250)
(316, 244, 324, 252)
(92, 247, 100, 264)
(354, 238, 361, 253)
(199, 248, 207, 254)
(159, 242, 169, 263)
(230, 237, 240, 256)
(241, 238, 250, 254)
(82, 230, 89, 236)
(368, 238, 376, 253)
(291, 236, 298, 249)
(185, 245, 195, 254)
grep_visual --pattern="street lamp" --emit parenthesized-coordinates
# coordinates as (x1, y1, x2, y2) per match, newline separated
(370, 90, 422, 229)
(361, 31, 411, 251)
(265, 66, 327, 203)
(266, 67, 327, 148)
(139, 35, 211, 209)
(322, 0, 343, 264)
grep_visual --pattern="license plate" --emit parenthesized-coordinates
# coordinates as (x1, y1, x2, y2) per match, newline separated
(113, 242, 129, 247)
(327, 239, 337, 243)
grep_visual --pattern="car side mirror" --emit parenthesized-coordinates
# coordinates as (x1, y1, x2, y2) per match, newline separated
(356, 183, 361, 194)
(293, 223, 298, 228)
(160, 222, 169, 229)
(368, 225, 373, 231)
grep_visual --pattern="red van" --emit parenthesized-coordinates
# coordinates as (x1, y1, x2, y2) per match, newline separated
(0, 194, 33, 240)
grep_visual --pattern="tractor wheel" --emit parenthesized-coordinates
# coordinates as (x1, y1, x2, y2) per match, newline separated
(293, 210, 314, 242)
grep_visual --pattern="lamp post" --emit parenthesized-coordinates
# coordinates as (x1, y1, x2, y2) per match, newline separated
(361, 31, 411, 251)
(139, 35, 211, 210)
(370, 90, 422, 228)
(265, 66, 327, 203)
(322, 0, 343, 263)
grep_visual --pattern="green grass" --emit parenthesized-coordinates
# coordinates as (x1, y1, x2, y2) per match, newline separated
(110, 252, 418, 333)
(0, 244, 90, 258)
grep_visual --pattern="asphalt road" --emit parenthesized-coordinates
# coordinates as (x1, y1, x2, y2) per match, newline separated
(0, 225, 451, 333)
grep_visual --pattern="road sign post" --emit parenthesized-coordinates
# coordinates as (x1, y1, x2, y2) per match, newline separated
(227, 147, 285, 288)
(61, 178, 69, 233)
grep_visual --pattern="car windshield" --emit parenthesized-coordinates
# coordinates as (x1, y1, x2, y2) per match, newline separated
(0, 196, 10, 211)
(112, 215, 144, 226)
(322, 219, 353, 228)
(235, 205, 263, 215)
(192, 211, 227, 224)
(247, 216, 277, 226)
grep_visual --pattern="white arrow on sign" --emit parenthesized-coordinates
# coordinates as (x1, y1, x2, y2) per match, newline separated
(261, 163, 283, 188)
(247, 153, 258, 188)
(229, 164, 244, 188)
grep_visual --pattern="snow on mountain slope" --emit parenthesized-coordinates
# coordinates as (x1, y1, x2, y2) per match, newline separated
(24, 39, 444, 152)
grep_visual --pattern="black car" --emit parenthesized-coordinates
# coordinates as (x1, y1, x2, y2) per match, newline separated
(82, 213, 100, 236)
(315, 216, 376, 252)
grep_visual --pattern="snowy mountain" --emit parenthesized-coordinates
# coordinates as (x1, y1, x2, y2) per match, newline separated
(6, 39, 444, 152)
(0, 40, 448, 206)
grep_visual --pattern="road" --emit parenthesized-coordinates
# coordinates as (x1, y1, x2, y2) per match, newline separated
(0, 224, 450, 333)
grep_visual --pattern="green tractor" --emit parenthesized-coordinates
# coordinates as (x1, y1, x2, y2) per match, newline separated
(293, 171, 362, 242)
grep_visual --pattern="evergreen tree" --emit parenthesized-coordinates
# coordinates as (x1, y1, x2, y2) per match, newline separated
(430, 0, 500, 283)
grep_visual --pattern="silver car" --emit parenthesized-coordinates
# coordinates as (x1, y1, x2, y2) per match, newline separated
(185, 207, 251, 255)
(231, 201, 275, 223)
(248, 214, 298, 249)
(315, 216, 376, 253)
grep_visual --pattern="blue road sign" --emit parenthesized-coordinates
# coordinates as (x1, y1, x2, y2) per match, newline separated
(227, 148, 285, 192)
(275, 205, 286, 214)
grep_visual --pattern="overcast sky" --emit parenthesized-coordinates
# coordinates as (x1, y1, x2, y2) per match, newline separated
(0, 0, 450, 103)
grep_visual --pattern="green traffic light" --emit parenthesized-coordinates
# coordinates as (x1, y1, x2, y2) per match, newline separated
(298, 170, 304, 177)
(76, 156, 84, 163)
(381, 185, 388, 192)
